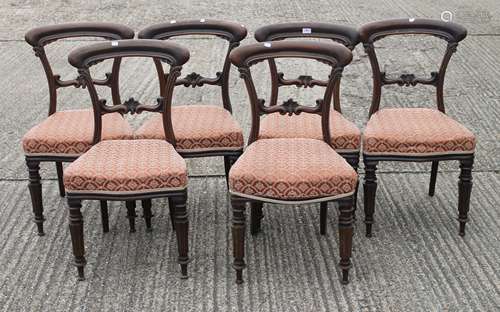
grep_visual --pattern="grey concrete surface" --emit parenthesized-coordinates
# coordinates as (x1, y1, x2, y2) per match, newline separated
(0, 0, 499, 311)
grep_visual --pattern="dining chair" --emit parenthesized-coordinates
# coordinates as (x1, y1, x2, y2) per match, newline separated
(136, 19, 247, 180)
(252, 22, 361, 235)
(22, 23, 135, 236)
(359, 18, 475, 237)
(228, 41, 358, 284)
(64, 39, 191, 280)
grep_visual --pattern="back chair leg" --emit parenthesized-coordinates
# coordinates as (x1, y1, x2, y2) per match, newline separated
(231, 196, 247, 284)
(168, 198, 176, 231)
(142, 199, 153, 232)
(320, 202, 328, 235)
(363, 160, 378, 238)
(26, 159, 45, 236)
(67, 198, 86, 281)
(250, 202, 263, 235)
(337, 197, 354, 284)
(55, 161, 65, 197)
(428, 161, 439, 196)
(171, 194, 189, 278)
(125, 201, 137, 233)
(458, 157, 474, 237)
(100, 200, 109, 233)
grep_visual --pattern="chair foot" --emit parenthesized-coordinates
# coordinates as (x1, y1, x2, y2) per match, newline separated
(27, 159, 45, 236)
(236, 270, 244, 284)
(126, 201, 137, 233)
(458, 157, 473, 237)
(428, 161, 438, 196)
(77, 266, 85, 281)
(142, 199, 153, 232)
(363, 161, 378, 238)
(341, 269, 349, 285)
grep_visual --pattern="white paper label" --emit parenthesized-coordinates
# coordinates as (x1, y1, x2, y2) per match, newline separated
(170, 20, 176, 24)
(200, 18, 206, 22)
(302, 27, 312, 34)
(409, 17, 415, 22)
(111, 41, 118, 46)
(264, 42, 272, 48)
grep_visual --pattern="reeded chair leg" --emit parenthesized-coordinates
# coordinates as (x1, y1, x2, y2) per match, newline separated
(428, 161, 439, 196)
(338, 197, 354, 284)
(142, 199, 153, 232)
(458, 157, 474, 237)
(320, 202, 328, 235)
(168, 198, 175, 231)
(231, 196, 247, 284)
(67, 198, 86, 281)
(171, 195, 189, 278)
(55, 161, 65, 197)
(126, 201, 137, 233)
(250, 202, 263, 235)
(26, 159, 45, 236)
(363, 160, 378, 238)
(100, 200, 109, 233)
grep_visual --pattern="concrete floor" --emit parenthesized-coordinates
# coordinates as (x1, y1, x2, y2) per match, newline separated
(0, 0, 499, 311)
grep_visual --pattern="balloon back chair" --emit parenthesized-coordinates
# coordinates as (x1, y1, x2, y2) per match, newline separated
(22, 23, 135, 236)
(64, 39, 191, 280)
(359, 18, 475, 237)
(229, 41, 358, 284)
(253, 22, 362, 235)
(136, 20, 247, 180)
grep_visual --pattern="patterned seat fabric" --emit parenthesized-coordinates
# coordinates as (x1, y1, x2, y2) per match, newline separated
(64, 140, 187, 194)
(135, 105, 244, 153)
(363, 108, 476, 156)
(259, 110, 361, 152)
(229, 138, 357, 201)
(22, 109, 133, 157)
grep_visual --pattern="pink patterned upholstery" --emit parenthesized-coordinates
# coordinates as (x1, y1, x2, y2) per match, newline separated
(64, 140, 187, 194)
(135, 105, 244, 153)
(229, 138, 357, 201)
(22, 109, 133, 157)
(363, 108, 476, 156)
(259, 110, 361, 152)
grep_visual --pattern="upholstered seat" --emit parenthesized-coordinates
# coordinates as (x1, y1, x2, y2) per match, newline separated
(64, 140, 188, 194)
(259, 110, 361, 152)
(22, 109, 133, 157)
(135, 105, 244, 153)
(229, 138, 357, 202)
(363, 108, 476, 156)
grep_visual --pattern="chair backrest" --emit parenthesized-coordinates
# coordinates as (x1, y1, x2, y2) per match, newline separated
(68, 39, 190, 146)
(254, 22, 360, 111)
(25, 22, 135, 115)
(358, 18, 467, 116)
(230, 41, 353, 145)
(138, 19, 248, 113)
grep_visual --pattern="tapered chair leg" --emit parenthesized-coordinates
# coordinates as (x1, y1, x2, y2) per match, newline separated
(338, 197, 354, 284)
(100, 200, 109, 233)
(250, 202, 263, 235)
(363, 160, 378, 238)
(168, 198, 175, 231)
(142, 199, 153, 232)
(320, 202, 328, 235)
(26, 159, 45, 236)
(67, 198, 86, 281)
(428, 161, 439, 196)
(126, 201, 137, 233)
(55, 161, 65, 197)
(171, 195, 189, 278)
(458, 157, 474, 237)
(231, 197, 247, 284)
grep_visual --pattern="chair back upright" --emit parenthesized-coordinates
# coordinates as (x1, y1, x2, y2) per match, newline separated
(358, 18, 467, 116)
(230, 41, 353, 146)
(139, 20, 248, 113)
(68, 39, 190, 146)
(25, 23, 135, 115)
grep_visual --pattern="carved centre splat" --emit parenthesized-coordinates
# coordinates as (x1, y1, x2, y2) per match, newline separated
(123, 97, 141, 114)
(277, 72, 328, 88)
(258, 98, 321, 116)
(280, 98, 300, 116)
(381, 71, 439, 87)
(176, 71, 223, 88)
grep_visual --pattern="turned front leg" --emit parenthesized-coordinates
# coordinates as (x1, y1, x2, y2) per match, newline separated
(67, 198, 86, 281)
